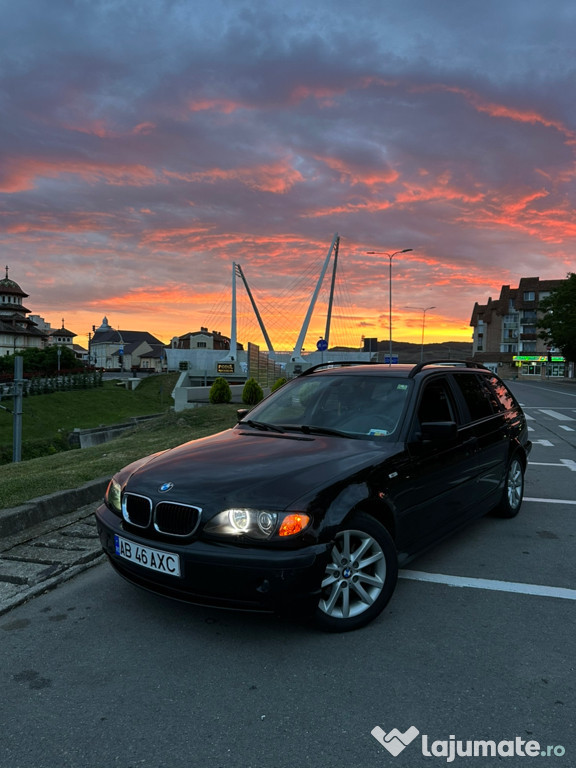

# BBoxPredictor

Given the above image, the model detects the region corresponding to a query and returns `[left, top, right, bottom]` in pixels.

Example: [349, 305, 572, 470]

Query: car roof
[307, 364, 415, 378]
[299, 360, 488, 379]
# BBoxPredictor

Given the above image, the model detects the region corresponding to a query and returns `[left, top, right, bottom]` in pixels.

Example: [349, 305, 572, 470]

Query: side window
[486, 375, 517, 411]
[477, 376, 503, 413]
[417, 378, 455, 423]
[452, 374, 497, 421]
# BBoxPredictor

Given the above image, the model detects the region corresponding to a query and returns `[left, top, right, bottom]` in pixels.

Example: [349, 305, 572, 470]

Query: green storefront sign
[513, 355, 564, 364]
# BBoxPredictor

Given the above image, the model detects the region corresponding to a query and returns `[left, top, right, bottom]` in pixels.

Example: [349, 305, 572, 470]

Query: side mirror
[237, 408, 250, 423]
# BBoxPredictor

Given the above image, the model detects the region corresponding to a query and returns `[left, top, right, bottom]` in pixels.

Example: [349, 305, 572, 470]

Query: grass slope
[0, 373, 180, 461]
[0, 403, 240, 509]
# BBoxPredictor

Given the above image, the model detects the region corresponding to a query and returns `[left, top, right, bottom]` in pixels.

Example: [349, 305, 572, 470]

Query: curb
[0, 477, 109, 540]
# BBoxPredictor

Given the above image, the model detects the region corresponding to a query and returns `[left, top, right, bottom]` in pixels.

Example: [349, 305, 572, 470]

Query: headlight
[204, 509, 310, 540]
[105, 478, 122, 515]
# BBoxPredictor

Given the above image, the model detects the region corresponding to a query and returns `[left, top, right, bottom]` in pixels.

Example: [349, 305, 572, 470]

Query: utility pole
[13, 355, 24, 462]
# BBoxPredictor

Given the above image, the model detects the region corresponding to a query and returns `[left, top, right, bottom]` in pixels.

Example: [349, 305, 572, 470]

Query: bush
[242, 377, 264, 406]
[271, 377, 287, 392]
[209, 377, 232, 404]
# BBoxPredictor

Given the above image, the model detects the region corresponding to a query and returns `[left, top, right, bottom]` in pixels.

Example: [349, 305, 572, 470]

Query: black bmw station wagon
[95, 361, 531, 631]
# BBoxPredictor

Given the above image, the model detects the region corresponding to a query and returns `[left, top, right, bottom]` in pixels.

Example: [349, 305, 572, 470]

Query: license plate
[114, 535, 181, 577]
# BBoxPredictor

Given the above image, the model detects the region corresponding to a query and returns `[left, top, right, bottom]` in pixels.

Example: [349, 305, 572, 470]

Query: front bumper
[95, 503, 330, 612]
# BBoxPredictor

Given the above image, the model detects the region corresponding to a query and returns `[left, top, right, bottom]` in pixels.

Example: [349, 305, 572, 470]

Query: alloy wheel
[507, 458, 524, 511]
[318, 528, 387, 619]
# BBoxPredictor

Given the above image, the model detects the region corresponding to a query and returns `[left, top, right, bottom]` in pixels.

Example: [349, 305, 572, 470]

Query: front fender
[308, 481, 390, 542]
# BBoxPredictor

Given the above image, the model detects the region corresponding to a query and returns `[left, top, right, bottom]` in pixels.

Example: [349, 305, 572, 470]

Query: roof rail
[408, 359, 487, 378]
[298, 360, 377, 377]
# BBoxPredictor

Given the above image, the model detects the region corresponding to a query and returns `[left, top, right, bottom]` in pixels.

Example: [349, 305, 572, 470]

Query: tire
[313, 512, 398, 632]
[492, 454, 525, 518]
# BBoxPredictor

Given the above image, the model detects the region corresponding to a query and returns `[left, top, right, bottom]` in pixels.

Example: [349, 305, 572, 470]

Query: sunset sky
[1, 0, 575, 352]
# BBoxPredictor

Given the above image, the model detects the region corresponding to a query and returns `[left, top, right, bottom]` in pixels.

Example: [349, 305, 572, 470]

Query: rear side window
[485, 375, 517, 411]
[452, 373, 498, 421]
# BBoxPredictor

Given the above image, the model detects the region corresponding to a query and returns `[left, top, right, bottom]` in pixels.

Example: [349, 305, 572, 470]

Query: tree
[242, 377, 264, 405]
[0, 346, 81, 375]
[538, 273, 576, 363]
[271, 377, 287, 392]
[209, 377, 232, 404]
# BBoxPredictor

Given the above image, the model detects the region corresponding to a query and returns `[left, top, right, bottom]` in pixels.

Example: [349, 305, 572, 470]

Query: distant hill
[331, 340, 473, 363]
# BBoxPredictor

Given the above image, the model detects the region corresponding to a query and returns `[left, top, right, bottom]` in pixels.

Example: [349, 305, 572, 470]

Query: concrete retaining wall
[68, 414, 163, 448]
[173, 384, 249, 412]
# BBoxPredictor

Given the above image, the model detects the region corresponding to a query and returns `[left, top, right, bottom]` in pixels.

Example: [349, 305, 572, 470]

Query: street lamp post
[420, 306, 435, 362]
[366, 248, 413, 365]
[405, 306, 436, 361]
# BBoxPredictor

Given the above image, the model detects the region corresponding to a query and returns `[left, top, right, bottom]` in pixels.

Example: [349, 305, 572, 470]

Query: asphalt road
[1, 379, 575, 768]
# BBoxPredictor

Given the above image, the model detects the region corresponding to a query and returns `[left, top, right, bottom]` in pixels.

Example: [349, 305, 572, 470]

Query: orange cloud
[288, 84, 347, 107]
[163, 159, 304, 193]
[415, 83, 576, 143]
[0, 210, 122, 234]
[187, 77, 397, 115]
[396, 177, 484, 205]
[315, 155, 399, 186]
[303, 199, 393, 218]
[304, 169, 483, 218]
[457, 188, 576, 242]
[0, 157, 158, 193]
[0, 153, 303, 197]
[140, 225, 215, 247]
[62, 120, 156, 138]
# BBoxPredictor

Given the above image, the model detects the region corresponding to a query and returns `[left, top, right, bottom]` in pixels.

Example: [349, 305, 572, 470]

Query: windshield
[242, 374, 411, 438]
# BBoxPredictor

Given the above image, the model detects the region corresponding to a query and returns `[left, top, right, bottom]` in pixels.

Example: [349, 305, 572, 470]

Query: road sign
[316, 339, 328, 351]
[384, 356, 399, 364]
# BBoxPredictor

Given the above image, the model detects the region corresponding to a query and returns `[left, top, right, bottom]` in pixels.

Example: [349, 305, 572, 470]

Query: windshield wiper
[240, 419, 286, 433]
[296, 424, 352, 438]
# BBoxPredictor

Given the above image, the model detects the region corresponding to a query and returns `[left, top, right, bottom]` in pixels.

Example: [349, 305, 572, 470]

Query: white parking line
[400, 570, 576, 601]
[539, 409, 575, 421]
[559, 425, 575, 432]
[529, 460, 576, 471]
[523, 497, 576, 504]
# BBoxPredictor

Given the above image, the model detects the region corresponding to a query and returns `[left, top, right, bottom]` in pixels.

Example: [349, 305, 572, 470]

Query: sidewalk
[0, 479, 109, 616]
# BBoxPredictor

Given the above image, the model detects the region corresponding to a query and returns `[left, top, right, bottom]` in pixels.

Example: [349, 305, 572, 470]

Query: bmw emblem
[159, 482, 174, 493]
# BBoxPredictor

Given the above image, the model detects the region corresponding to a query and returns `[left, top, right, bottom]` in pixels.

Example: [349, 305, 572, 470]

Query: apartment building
[169, 327, 237, 351]
[470, 277, 567, 378]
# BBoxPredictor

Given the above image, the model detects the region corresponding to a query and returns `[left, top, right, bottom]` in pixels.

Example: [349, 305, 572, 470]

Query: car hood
[122, 427, 398, 515]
